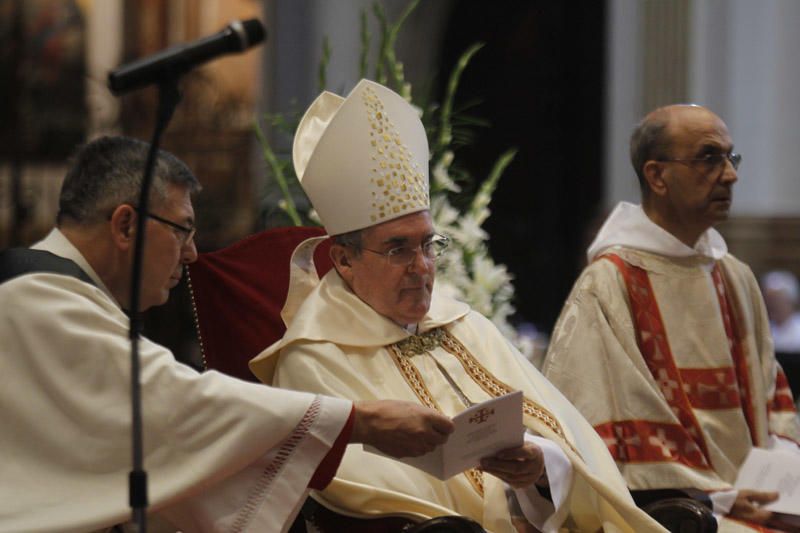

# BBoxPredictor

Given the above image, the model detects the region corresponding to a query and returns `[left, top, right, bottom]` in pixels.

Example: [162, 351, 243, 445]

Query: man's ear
[108, 204, 137, 250]
[643, 160, 668, 197]
[329, 244, 355, 284]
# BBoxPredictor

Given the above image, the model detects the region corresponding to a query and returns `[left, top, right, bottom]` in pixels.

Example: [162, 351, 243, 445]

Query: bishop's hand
[479, 442, 546, 489]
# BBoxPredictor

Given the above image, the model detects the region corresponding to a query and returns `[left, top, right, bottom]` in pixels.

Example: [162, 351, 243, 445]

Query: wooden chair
[187, 227, 715, 533]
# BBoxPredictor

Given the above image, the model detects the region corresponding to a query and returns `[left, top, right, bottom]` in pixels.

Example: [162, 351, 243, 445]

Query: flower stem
[436, 42, 484, 155]
[255, 118, 302, 226]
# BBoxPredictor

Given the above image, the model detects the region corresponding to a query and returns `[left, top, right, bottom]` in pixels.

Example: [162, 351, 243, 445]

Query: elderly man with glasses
[0, 135, 461, 532]
[543, 104, 800, 532]
[250, 80, 667, 532]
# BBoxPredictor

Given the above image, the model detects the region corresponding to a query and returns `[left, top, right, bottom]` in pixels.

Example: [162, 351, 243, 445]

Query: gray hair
[57, 136, 201, 226]
[332, 228, 364, 255]
[629, 113, 672, 195]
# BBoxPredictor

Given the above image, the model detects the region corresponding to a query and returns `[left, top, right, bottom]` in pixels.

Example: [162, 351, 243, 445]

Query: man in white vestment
[249, 79, 666, 532]
[543, 105, 800, 532]
[0, 136, 455, 533]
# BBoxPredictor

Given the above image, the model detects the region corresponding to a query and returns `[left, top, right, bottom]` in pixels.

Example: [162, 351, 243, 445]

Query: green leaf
[471, 148, 517, 215]
[359, 9, 370, 78]
[372, 3, 389, 84]
[254, 118, 302, 227]
[433, 42, 484, 161]
[318, 36, 331, 92]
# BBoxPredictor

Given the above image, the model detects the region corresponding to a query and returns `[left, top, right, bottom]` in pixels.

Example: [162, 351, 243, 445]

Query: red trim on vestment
[679, 367, 742, 410]
[710, 265, 758, 445]
[308, 406, 355, 490]
[594, 420, 710, 469]
[600, 254, 713, 468]
[769, 368, 797, 413]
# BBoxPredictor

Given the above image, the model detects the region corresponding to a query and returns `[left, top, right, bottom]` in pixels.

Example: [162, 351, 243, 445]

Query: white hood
[587, 202, 728, 262]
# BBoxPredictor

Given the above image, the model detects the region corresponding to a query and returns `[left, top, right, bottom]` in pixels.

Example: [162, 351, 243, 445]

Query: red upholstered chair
[187, 226, 332, 382]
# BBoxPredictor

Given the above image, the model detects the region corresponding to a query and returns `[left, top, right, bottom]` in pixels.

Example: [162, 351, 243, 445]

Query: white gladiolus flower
[471, 190, 492, 216]
[451, 215, 488, 252]
[434, 278, 465, 302]
[472, 256, 512, 294]
[431, 196, 460, 228]
[432, 151, 461, 193]
[431, 185, 518, 345]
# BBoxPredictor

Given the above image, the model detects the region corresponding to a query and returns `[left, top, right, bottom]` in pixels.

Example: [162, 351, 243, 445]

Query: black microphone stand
[128, 76, 181, 532]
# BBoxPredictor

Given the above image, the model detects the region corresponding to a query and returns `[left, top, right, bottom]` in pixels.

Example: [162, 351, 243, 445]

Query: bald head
[630, 104, 723, 195]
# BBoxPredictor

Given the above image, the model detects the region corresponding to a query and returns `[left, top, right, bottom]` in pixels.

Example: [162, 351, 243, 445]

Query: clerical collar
[404, 323, 418, 334]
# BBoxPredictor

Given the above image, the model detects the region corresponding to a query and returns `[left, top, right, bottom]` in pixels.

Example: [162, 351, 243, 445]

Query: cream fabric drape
[543, 203, 800, 533]
[0, 229, 351, 532]
[250, 240, 666, 533]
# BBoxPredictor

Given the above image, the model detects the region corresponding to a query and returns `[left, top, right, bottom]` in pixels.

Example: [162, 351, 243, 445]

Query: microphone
[108, 19, 266, 95]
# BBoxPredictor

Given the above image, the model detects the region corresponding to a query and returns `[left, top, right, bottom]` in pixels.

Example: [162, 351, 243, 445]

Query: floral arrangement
[255, 0, 518, 340]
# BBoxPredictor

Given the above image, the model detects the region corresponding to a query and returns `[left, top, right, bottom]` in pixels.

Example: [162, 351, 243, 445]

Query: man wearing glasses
[0, 135, 458, 532]
[250, 80, 667, 532]
[543, 104, 800, 531]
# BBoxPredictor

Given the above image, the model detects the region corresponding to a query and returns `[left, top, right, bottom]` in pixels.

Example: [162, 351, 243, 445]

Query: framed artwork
[0, 0, 87, 161]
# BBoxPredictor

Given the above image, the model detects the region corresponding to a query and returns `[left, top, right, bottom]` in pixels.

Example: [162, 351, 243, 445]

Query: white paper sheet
[734, 447, 800, 516]
[365, 390, 525, 480]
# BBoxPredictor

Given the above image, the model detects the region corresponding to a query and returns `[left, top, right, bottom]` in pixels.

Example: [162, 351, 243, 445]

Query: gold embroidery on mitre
[438, 330, 580, 456]
[388, 333, 484, 497]
[361, 86, 428, 222]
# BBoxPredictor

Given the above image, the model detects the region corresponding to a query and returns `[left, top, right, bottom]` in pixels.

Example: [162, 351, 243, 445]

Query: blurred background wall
[606, 0, 800, 284]
[2, 0, 799, 358]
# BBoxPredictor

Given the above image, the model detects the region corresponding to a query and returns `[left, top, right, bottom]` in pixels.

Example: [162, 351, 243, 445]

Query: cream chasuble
[0, 229, 351, 533]
[543, 202, 800, 533]
[250, 238, 666, 533]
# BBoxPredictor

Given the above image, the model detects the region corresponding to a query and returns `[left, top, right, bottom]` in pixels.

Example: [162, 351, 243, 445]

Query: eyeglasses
[108, 204, 197, 246]
[125, 203, 195, 246]
[658, 151, 742, 171]
[362, 234, 449, 266]
[143, 211, 196, 246]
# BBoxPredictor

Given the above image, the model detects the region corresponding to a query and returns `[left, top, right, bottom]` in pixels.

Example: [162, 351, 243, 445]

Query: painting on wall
[0, 0, 87, 161]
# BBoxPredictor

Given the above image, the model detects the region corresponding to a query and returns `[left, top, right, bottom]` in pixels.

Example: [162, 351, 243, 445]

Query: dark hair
[629, 113, 672, 195]
[56, 136, 201, 225]
[333, 228, 364, 255]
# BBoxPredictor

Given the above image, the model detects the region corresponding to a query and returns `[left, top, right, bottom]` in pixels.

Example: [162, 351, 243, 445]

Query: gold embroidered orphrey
[389, 327, 579, 496]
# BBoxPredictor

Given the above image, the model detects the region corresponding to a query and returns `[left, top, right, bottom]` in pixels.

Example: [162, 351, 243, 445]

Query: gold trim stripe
[388, 344, 441, 411]
[388, 341, 484, 496]
[438, 330, 579, 456]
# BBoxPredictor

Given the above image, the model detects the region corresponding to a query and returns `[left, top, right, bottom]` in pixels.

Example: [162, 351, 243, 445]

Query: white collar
[587, 202, 728, 262]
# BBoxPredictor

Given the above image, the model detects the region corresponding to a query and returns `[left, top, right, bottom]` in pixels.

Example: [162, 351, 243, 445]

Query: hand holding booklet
[365, 390, 525, 480]
[735, 447, 800, 523]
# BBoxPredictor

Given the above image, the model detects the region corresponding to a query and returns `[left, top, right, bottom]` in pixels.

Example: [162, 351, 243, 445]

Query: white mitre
[293, 79, 430, 235]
